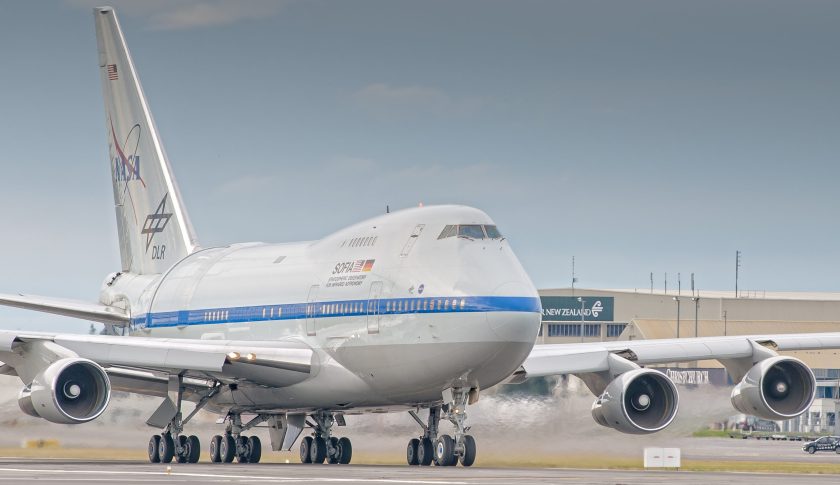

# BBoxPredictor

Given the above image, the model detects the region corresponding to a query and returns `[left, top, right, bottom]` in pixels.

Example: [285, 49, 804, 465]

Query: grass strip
[1, 448, 839, 474]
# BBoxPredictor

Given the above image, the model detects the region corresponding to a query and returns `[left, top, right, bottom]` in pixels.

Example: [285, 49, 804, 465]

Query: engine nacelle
[17, 387, 39, 418]
[18, 358, 111, 424]
[591, 368, 679, 434]
[731, 356, 815, 421]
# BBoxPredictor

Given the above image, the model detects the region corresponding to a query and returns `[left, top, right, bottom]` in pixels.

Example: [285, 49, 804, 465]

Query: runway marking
[2, 480, 173, 483]
[0, 467, 467, 484]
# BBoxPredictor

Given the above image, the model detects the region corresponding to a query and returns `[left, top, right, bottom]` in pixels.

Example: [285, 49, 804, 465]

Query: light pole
[577, 297, 585, 343]
[692, 296, 700, 337]
[723, 310, 728, 336]
[673, 296, 680, 338]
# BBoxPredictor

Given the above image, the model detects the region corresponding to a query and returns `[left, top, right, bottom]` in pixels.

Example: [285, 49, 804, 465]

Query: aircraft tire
[187, 435, 201, 463]
[406, 438, 420, 465]
[338, 437, 352, 464]
[220, 434, 236, 463]
[434, 435, 455, 467]
[300, 436, 313, 463]
[148, 435, 161, 463]
[417, 438, 434, 466]
[327, 437, 340, 464]
[247, 436, 262, 463]
[310, 436, 327, 464]
[209, 435, 222, 463]
[158, 433, 175, 463]
[235, 436, 249, 463]
[459, 435, 476, 467]
[176, 435, 189, 463]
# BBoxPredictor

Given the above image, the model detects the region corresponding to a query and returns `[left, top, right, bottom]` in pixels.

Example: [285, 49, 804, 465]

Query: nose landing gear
[407, 387, 478, 467]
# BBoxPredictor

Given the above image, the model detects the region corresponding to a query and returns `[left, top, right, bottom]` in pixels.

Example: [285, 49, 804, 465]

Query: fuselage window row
[201, 298, 469, 323]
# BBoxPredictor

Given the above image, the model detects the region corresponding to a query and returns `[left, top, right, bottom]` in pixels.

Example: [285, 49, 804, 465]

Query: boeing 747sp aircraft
[1, 7, 839, 467]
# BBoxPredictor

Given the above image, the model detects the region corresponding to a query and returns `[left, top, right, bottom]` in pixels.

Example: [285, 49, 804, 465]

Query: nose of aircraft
[487, 280, 542, 343]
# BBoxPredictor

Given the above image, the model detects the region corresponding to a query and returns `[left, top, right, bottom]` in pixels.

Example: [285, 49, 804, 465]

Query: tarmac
[0, 458, 833, 485]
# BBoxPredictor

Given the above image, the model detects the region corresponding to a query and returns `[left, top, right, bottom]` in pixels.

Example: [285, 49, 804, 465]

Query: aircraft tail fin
[94, 7, 199, 274]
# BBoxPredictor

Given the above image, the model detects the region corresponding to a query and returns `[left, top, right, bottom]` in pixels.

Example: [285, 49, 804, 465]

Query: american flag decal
[107, 64, 118, 81]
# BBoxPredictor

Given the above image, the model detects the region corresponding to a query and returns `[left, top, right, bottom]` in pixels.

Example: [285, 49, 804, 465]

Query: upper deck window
[458, 225, 485, 239]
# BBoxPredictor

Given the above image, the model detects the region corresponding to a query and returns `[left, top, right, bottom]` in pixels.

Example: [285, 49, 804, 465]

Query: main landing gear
[299, 411, 352, 465]
[209, 413, 263, 464]
[148, 433, 201, 464]
[406, 388, 477, 467]
[147, 375, 215, 464]
[144, 376, 262, 465]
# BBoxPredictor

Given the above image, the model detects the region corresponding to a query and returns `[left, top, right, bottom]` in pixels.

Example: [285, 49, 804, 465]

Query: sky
[1, 0, 840, 333]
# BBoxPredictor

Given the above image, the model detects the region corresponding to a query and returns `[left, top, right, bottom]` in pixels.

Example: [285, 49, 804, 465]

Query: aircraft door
[306, 285, 319, 336]
[400, 224, 425, 257]
[367, 281, 383, 334]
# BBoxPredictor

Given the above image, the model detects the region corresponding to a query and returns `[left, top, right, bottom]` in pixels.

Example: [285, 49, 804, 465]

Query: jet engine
[18, 358, 111, 424]
[591, 368, 679, 434]
[731, 356, 815, 421]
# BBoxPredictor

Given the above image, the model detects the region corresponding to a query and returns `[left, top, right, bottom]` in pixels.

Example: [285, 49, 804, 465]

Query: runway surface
[0, 458, 833, 485]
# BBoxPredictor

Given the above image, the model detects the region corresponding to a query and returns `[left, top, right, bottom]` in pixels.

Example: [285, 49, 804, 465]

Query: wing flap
[106, 367, 215, 397]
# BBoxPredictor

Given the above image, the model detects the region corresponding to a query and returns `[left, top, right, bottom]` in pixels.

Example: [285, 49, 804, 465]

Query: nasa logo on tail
[141, 193, 172, 260]
[109, 118, 144, 186]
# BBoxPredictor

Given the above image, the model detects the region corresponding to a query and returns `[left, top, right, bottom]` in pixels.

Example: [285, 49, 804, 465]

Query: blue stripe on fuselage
[132, 296, 541, 329]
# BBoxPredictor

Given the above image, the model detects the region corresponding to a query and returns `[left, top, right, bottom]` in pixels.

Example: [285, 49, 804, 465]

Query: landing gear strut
[299, 411, 352, 465]
[147, 375, 214, 464]
[407, 387, 477, 467]
[406, 405, 438, 466]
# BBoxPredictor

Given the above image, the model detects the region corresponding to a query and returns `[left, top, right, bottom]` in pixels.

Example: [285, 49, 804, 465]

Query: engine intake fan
[731, 356, 815, 421]
[591, 368, 679, 434]
[18, 358, 111, 424]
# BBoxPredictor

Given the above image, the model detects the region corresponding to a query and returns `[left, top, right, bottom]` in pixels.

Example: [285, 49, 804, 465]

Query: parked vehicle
[802, 436, 840, 454]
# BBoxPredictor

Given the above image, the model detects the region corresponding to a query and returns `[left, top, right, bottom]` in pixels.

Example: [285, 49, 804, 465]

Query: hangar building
[538, 288, 840, 434]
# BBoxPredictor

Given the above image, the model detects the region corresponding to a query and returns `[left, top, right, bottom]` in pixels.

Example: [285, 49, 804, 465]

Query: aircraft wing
[520, 332, 840, 378]
[517, 333, 840, 434]
[0, 293, 129, 325]
[0, 330, 314, 391]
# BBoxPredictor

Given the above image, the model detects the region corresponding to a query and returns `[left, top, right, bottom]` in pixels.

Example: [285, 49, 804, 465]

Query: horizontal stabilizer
[0, 293, 129, 325]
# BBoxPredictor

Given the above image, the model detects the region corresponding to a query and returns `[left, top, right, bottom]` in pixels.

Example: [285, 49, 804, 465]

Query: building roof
[543, 287, 840, 302]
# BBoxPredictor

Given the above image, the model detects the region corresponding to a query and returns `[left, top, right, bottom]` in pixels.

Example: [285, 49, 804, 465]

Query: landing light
[227, 352, 240, 361]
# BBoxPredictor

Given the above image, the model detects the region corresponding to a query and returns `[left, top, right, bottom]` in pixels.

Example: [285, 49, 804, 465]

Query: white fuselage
[102, 205, 542, 414]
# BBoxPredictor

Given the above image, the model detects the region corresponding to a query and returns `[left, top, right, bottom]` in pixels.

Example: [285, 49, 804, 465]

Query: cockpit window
[484, 225, 502, 239]
[458, 225, 485, 239]
[439, 224, 504, 240]
[438, 225, 457, 239]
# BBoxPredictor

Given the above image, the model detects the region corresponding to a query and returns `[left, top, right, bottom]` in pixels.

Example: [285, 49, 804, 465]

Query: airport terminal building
[538, 288, 840, 434]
